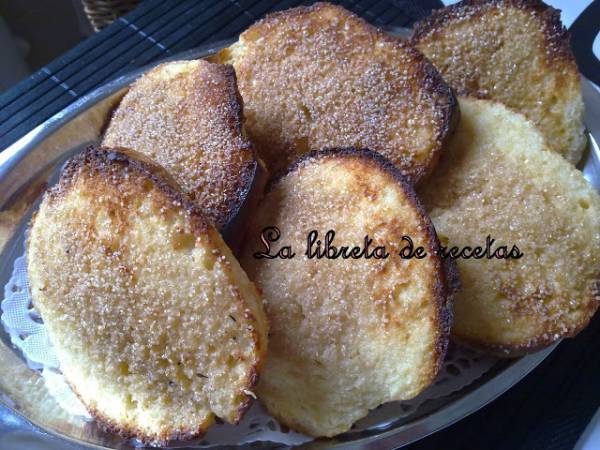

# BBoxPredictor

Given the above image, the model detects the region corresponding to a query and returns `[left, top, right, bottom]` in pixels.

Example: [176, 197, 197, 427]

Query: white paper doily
[1, 253, 499, 447]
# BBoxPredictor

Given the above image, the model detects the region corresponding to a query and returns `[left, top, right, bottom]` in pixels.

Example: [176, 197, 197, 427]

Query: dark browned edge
[410, 49, 460, 185]
[69, 383, 212, 447]
[36, 146, 265, 445]
[453, 289, 600, 358]
[270, 147, 457, 383]
[235, 2, 459, 185]
[207, 62, 263, 236]
[47, 145, 209, 236]
[99, 59, 262, 242]
[216, 63, 267, 251]
[234, 365, 260, 422]
[411, 0, 578, 66]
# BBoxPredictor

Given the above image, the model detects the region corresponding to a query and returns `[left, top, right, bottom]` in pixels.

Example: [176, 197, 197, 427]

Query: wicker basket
[81, 0, 141, 32]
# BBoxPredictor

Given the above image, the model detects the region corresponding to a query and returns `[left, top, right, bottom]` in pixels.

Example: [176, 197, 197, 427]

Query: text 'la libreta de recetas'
[253, 227, 524, 260]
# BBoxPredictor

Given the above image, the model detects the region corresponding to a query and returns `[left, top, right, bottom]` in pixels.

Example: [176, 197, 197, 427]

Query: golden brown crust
[412, 0, 575, 65]
[39, 146, 215, 445]
[102, 60, 259, 232]
[411, 0, 584, 163]
[419, 96, 599, 357]
[242, 147, 454, 435]
[32, 146, 267, 445]
[218, 2, 458, 184]
[281, 148, 454, 366]
[50, 146, 209, 236]
[455, 272, 599, 357]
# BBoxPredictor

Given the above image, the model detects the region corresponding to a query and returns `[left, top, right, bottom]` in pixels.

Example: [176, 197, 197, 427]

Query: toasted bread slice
[102, 59, 264, 235]
[212, 2, 458, 184]
[412, 0, 585, 164]
[419, 97, 600, 356]
[27, 147, 268, 445]
[240, 149, 453, 436]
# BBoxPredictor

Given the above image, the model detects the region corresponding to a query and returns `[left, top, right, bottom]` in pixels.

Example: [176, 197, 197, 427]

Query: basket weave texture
[81, 0, 141, 31]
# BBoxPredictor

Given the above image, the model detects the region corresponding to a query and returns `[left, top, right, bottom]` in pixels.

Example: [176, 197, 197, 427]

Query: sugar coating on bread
[27, 148, 268, 445]
[240, 149, 452, 436]
[419, 97, 600, 356]
[412, 0, 585, 164]
[102, 60, 257, 230]
[215, 2, 457, 184]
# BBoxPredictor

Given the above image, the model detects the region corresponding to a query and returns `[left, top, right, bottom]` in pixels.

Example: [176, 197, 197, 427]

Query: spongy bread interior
[27, 149, 268, 444]
[102, 59, 258, 231]
[412, 0, 585, 164]
[241, 150, 450, 436]
[419, 97, 600, 354]
[212, 2, 457, 184]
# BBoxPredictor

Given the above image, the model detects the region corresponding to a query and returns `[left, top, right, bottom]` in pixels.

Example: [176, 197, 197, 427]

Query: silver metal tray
[0, 37, 598, 450]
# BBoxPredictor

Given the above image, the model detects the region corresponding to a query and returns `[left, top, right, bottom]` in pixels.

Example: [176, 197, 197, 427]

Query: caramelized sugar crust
[27, 148, 268, 445]
[215, 2, 458, 184]
[412, 0, 585, 164]
[241, 149, 453, 436]
[419, 97, 600, 356]
[103, 60, 259, 230]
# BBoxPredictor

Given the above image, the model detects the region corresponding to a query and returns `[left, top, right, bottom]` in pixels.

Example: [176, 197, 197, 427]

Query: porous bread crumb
[419, 97, 600, 356]
[214, 2, 457, 184]
[240, 149, 452, 437]
[412, 0, 585, 164]
[102, 60, 256, 229]
[27, 149, 268, 445]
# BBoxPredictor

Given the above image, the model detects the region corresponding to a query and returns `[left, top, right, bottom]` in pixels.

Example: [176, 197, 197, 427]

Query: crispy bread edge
[223, 156, 269, 254]
[100, 61, 260, 234]
[416, 56, 460, 184]
[411, 0, 578, 68]
[223, 2, 459, 185]
[33, 146, 266, 444]
[453, 276, 600, 358]
[70, 382, 213, 447]
[218, 64, 266, 247]
[271, 147, 455, 380]
[440, 96, 597, 357]
[207, 63, 261, 232]
[47, 146, 209, 235]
